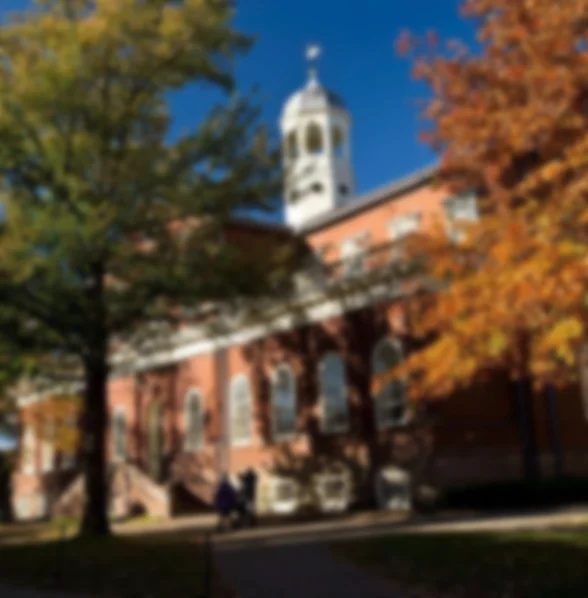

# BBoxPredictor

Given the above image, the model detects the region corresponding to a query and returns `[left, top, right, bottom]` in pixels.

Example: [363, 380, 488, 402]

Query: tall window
[319, 353, 349, 434]
[22, 426, 36, 475]
[230, 375, 253, 446]
[272, 364, 297, 440]
[112, 407, 127, 462]
[184, 389, 205, 452]
[372, 338, 408, 429]
[306, 122, 324, 155]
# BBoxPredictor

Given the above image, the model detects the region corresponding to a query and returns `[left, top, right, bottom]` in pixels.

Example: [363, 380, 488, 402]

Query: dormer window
[339, 184, 349, 197]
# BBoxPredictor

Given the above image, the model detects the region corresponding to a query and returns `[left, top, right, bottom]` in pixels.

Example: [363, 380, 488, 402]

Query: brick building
[11, 61, 588, 521]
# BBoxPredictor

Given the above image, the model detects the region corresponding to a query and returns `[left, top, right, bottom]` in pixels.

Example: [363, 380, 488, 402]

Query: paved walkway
[213, 506, 588, 597]
[215, 542, 403, 598]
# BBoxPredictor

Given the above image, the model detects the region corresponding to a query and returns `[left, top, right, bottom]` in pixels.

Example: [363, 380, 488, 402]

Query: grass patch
[0, 526, 230, 597]
[333, 529, 588, 598]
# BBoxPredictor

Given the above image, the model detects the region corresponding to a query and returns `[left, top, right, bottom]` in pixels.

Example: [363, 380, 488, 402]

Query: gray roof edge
[299, 162, 440, 234]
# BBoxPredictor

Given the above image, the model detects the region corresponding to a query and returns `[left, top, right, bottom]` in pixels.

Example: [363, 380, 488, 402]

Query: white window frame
[319, 352, 350, 434]
[372, 337, 409, 430]
[388, 212, 421, 262]
[229, 374, 253, 447]
[269, 476, 300, 515]
[271, 363, 297, 442]
[184, 388, 205, 452]
[313, 472, 352, 514]
[340, 232, 369, 277]
[444, 191, 478, 242]
[112, 407, 127, 463]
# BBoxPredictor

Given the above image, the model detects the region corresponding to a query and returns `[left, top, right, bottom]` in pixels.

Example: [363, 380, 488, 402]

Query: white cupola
[280, 45, 355, 229]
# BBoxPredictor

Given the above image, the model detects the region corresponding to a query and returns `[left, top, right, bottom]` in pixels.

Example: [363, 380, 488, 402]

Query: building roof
[230, 163, 440, 237]
[298, 162, 440, 233]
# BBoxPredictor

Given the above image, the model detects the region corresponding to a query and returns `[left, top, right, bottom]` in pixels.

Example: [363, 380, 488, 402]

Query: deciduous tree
[381, 0, 588, 449]
[0, 0, 295, 536]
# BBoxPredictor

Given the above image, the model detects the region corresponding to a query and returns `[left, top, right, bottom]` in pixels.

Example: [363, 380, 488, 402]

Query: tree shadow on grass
[334, 530, 588, 598]
[0, 528, 230, 597]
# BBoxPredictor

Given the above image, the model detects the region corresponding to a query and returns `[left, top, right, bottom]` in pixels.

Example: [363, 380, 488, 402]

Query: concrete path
[211, 505, 588, 551]
[118, 505, 588, 548]
[215, 542, 403, 598]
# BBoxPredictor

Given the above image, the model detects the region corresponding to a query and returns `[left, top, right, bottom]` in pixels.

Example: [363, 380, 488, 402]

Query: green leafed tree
[0, 0, 298, 536]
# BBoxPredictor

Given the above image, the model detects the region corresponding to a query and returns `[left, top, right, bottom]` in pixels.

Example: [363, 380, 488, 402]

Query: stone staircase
[52, 462, 171, 519]
[168, 454, 218, 513]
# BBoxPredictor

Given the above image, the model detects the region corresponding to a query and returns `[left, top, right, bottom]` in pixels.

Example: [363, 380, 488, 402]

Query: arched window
[305, 123, 324, 155]
[372, 338, 408, 429]
[112, 407, 127, 462]
[286, 130, 298, 160]
[332, 126, 345, 157]
[230, 375, 253, 446]
[184, 389, 204, 452]
[319, 353, 349, 434]
[271, 364, 297, 440]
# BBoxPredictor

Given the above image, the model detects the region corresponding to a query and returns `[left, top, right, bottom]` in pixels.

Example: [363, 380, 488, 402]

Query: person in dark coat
[214, 474, 238, 532]
[239, 467, 258, 527]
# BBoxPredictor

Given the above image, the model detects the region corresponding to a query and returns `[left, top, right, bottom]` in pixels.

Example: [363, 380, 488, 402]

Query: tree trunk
[514, 376, 540, 481]
[0, 457, 14, 523]
[545, 384, 564, 477]
[80, 354, 110, 537]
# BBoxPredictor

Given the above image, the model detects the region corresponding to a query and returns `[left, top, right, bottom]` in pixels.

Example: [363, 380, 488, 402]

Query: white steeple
[280, 45, 355, 229]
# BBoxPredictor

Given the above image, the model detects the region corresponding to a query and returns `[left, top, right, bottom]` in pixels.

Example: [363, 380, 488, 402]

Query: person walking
[214, 473, 238, 532]
[239, 467, 258, 527]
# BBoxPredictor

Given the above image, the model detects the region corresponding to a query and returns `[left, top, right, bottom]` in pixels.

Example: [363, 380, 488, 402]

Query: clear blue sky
[1, 0, 477, 197]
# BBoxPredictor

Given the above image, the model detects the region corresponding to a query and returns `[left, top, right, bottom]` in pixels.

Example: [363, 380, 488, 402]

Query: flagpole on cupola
[306, 43, 322, 87]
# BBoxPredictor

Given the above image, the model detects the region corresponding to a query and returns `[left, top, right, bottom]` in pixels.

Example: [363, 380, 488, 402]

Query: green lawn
[333, 529, 588, 598]
[0, 522, 231, 597]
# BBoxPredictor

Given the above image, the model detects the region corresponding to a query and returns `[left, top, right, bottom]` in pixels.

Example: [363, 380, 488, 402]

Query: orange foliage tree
[380, 0, 588, 407]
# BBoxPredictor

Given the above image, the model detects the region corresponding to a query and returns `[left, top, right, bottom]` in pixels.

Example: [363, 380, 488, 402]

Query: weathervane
[306, 44, 322, 85]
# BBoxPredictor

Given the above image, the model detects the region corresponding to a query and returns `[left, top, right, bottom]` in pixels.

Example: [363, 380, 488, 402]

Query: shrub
[438, 476, 588, 511]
